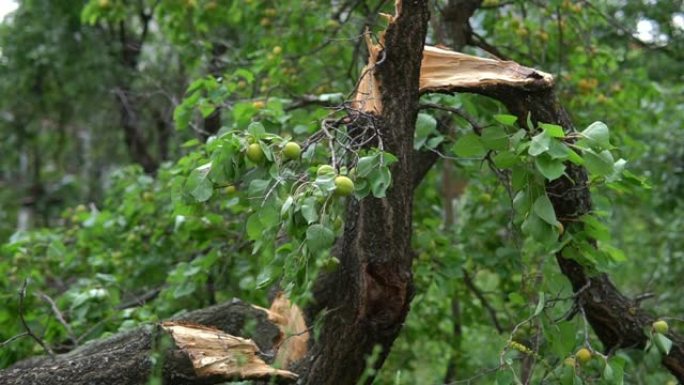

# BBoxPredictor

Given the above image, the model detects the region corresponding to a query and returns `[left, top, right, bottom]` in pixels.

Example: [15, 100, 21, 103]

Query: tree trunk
[298, 3, 431, 384]
[2, 5, 433, 383]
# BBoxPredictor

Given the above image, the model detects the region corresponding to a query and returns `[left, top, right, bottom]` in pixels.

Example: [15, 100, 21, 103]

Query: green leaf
[306, 224, 335, 253]
[654, 332, 673, 355]
[258, 202, 279, 229]
[453, 133, 486, 158]
[581, 215, 611, 242]
[493, 151, 518, 168]
[414, 113, 438, 150]
[186, 165, 213, 202]
[528, 131, 551, 156]
[606, 356, 626, 385]
[583, 149, 615, 177]
[547, 140, 571, 160]
[535, 154, 566, 181]
[233, 68, 255, 83]
[281, 196, 294, 216]
[481, 126, 509, 150]
[540, 123, 565, 138]
[546, 321, 578, 358]
[495, 369, 514, 385]
[521, 212, 551, 241]
[533, 292, 545, 316]
[246, 213, 262, 240]
[602, 244, 627, 263]
[198, 101, 215, 118]
[513, 190, 532, 214]
[494, 114, 518, 126]
[356, 155, 378, 177]
[603, 362, 614, 382]
[581, 121, 611, 149]
[173, 282, 196, 299]
[370, 167, 392, 198]
[533, 194, 559, 226]
[300, 197, 319, 224]
[426, 136, 444, 149]
[565, 147, 584, 165]
[247, 121, 266, 136]
[607, 158, 627, 183]
[248, 179, 271, 200]
[511, 166, 530, 191]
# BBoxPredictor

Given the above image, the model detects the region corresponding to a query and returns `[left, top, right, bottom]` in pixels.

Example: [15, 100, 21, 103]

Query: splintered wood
[252, 292, 309, 369]
[161, 322, 297, 381]
[419, 45, 554, 92]
[267, 292, 309, 369]
[353, 41, 554, 114]
[352, 32, 384, 114]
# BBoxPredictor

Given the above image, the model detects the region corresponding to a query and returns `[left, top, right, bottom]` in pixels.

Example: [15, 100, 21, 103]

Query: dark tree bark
[201, 43, 229, 141]
[111, 12, 159, 173]
[299, 4, 431, 385]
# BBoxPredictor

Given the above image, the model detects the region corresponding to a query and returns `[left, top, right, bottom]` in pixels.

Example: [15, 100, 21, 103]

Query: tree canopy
[1, 1, 683, 384]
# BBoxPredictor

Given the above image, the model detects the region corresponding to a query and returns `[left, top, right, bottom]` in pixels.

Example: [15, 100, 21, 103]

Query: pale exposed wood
[252, 293, 309, 369]
[353, 43, 554, 115]
[268, 293, 309, 369]
[420, 45, 554, 92]
[352, 32, 384, 114]
[161, 321, 298, 381]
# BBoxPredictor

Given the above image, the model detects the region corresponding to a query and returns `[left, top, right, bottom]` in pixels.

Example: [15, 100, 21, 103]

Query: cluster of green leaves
[453, 116, 647, 267]
[380, 86, 665, 384]
[176, 103, 396, 298]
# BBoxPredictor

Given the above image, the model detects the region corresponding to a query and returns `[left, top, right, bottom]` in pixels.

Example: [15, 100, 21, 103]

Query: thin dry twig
[19, 279, 55, 358]
[1, 332, 29, 348]
[37, 291, 78, 347]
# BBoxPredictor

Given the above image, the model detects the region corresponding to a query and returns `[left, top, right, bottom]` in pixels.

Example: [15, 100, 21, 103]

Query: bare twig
[37, 291, 78, 347]
[463, 269, 505, 333]
[19, 279, 55, 358]
[419, 102, 484, 134]
[1, 332, 29, 348]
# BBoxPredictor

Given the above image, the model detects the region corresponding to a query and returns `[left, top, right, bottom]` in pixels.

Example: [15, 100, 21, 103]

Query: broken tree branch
[415, 44, 684, 381]
[0, 298, 303, 385]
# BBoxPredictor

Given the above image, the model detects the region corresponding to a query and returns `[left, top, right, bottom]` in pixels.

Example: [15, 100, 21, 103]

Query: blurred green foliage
[0, 1, 682, 384]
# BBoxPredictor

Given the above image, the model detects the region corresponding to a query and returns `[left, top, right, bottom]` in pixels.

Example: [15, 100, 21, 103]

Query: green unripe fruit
[575, 348, 591, 364]
[563, 357, 576, 367]
[246, 143, 265, 163]
[282, 142, 301, 160]
[317, 164, 335, 176]
[224, 185, 237, 194]
[334, 176, 354, 196]
[653, 320, 669, 334]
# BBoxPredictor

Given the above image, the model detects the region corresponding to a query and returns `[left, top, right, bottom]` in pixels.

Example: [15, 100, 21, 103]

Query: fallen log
[0, 298, 301, 385]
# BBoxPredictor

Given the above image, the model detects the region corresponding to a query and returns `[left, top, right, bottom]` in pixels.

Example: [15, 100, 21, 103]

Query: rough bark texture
[0, 299, 285, 385]
[299, 3, 430, 385]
